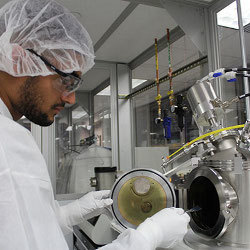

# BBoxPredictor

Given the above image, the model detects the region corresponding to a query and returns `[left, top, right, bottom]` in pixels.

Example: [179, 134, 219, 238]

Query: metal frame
[236, 0, 250, 120]
[91, 61, 120, 169]
[128, 26, 185, 70]
[122, 0, 216, 8]
[94, 3, 138, 52]
[125, 55, 208, 99]
[117, 64, 134, 172]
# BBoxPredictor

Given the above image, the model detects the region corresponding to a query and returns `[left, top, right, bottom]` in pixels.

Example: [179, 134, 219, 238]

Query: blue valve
[227, 78, 237, 82]
[163, 117, 171, 139]
[213, 72, 223, 77]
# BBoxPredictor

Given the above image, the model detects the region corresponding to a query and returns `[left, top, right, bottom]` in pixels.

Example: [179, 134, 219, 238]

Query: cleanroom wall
[55, 83, 113, 196]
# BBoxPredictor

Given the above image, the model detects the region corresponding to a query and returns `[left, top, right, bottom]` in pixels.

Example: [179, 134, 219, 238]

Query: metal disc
[111, 168, 176, 229]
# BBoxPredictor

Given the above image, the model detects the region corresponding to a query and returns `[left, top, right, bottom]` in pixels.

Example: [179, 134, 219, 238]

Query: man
[0, 0, 190, 249]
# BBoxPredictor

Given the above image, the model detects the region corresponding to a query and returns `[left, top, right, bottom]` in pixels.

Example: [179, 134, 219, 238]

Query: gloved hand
[137, 207, 190, 249]
[60, 190, 113, 227]
[78, 190, 113, 220]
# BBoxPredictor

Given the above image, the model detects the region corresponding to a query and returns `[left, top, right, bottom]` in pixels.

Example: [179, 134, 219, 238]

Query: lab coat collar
[0, 98, 13, 120]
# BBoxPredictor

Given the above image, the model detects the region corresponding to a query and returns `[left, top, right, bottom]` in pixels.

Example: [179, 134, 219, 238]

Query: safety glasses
[27, 49, 83, 95]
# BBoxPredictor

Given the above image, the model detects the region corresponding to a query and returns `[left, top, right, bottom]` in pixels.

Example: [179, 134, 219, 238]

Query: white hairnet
[0, 0, 95, 77]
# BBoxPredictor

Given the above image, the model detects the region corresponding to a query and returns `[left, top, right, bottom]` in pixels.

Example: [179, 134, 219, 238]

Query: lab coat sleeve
[98, 228, 153, 250]
[53, 200, 76, 235]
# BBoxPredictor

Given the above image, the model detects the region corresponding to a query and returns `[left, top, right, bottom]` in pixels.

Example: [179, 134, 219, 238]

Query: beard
[13, 77, 54, 127]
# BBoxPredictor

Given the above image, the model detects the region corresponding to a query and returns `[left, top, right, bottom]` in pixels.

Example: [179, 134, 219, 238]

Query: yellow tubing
[167, 124, 244, 160]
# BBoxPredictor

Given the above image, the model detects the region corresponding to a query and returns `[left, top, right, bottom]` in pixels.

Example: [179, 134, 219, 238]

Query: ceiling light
[132, 79, 147, 89]
[97, 86, 110, 96]
[72, 110, 87, 119]
[66, 126, 72, 131]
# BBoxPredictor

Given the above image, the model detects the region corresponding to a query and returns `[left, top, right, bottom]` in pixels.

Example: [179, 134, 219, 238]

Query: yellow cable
[167, 124, 244, 160]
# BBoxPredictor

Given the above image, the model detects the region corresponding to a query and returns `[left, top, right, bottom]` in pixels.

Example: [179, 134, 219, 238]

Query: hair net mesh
[0, 0, 95, 77]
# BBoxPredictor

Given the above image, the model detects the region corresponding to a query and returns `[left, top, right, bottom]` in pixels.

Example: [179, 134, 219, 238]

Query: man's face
[13, 73, 78, 126]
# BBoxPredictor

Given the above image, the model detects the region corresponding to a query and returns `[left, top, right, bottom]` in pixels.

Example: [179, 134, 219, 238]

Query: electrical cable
[239, 93, 250, 99]
[166, 124, 244, 160]
[225, 68, 250, 72]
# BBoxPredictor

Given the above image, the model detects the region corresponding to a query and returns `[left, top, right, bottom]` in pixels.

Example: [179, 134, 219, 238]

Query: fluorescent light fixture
[77, 125, 86, 129]
[72, 110, 87, 119]
[132, 79, 147, 88]
[96, 80, 147, 95]
[97, 86, 110, 96]
[217, 0, 250, 29]
[66, 126, 72, 131]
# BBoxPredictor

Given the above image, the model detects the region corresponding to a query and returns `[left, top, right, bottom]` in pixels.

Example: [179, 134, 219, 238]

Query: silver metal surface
[111, 168, 176, 229]
[184, 230, 250, 249]
[117, 64, 134, 172]
[184, 166, 238, 239]
[240, 120, 250, 143]
[217, 163, 250, 246]
[187, 81, 224, 127]
[110, 63, 119, 169]
[95, 171, 116, 191]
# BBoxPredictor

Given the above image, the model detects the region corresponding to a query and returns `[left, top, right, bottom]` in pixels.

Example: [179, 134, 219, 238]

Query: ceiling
[0, 0, 246, 97]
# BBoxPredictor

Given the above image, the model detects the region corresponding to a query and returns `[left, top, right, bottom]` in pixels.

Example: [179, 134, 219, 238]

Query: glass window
[216, 1, 248, 126]
[55, 82, 113, 196]
[132, 34, 202, 168]
[94, 86, 111, 148]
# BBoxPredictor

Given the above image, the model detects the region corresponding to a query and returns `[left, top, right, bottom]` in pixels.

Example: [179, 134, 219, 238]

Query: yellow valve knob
[155, 94, 162, 101]
[167, 90, 173, 96]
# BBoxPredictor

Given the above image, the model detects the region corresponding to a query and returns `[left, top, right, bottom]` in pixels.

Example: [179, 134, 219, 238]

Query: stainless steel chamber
[186, 81, 224, 128]
[164, 80, 250, 249]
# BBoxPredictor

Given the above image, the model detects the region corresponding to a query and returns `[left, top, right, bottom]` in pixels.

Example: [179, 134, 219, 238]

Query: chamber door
[111, 168, 176, 229]
[185, 166, 238, 239]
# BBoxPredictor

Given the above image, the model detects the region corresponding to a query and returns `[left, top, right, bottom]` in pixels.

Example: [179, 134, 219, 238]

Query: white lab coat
[0, 99, 151, 250]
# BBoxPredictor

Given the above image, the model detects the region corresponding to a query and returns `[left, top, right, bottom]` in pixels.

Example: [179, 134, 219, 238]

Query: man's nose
[61, 91, 76, 104]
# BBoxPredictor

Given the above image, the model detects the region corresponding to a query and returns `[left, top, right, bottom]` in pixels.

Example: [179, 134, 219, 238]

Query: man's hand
[59, 190, 113, 228]
[137, 207, 190, 249]
[78, 190, 113, 220]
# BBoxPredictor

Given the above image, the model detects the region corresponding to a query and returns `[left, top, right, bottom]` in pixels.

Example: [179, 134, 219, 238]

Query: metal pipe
[166, 28, 174, 107]
[236, 0, 250, 120]
[154, 38, 162, 123]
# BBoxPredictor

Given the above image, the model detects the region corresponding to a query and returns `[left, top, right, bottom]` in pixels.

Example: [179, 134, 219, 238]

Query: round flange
[111, 168, 176, 229]
[184, 166, 238, 239]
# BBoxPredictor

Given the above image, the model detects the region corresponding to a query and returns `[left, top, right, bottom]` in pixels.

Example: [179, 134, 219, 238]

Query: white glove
[137, 207, 190, 249]
[60, 190, 113, 227]
[78, 190, 113, 219]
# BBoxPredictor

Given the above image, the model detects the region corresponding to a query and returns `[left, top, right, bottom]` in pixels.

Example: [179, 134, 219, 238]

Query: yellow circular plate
[117, 176, 167, 226]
